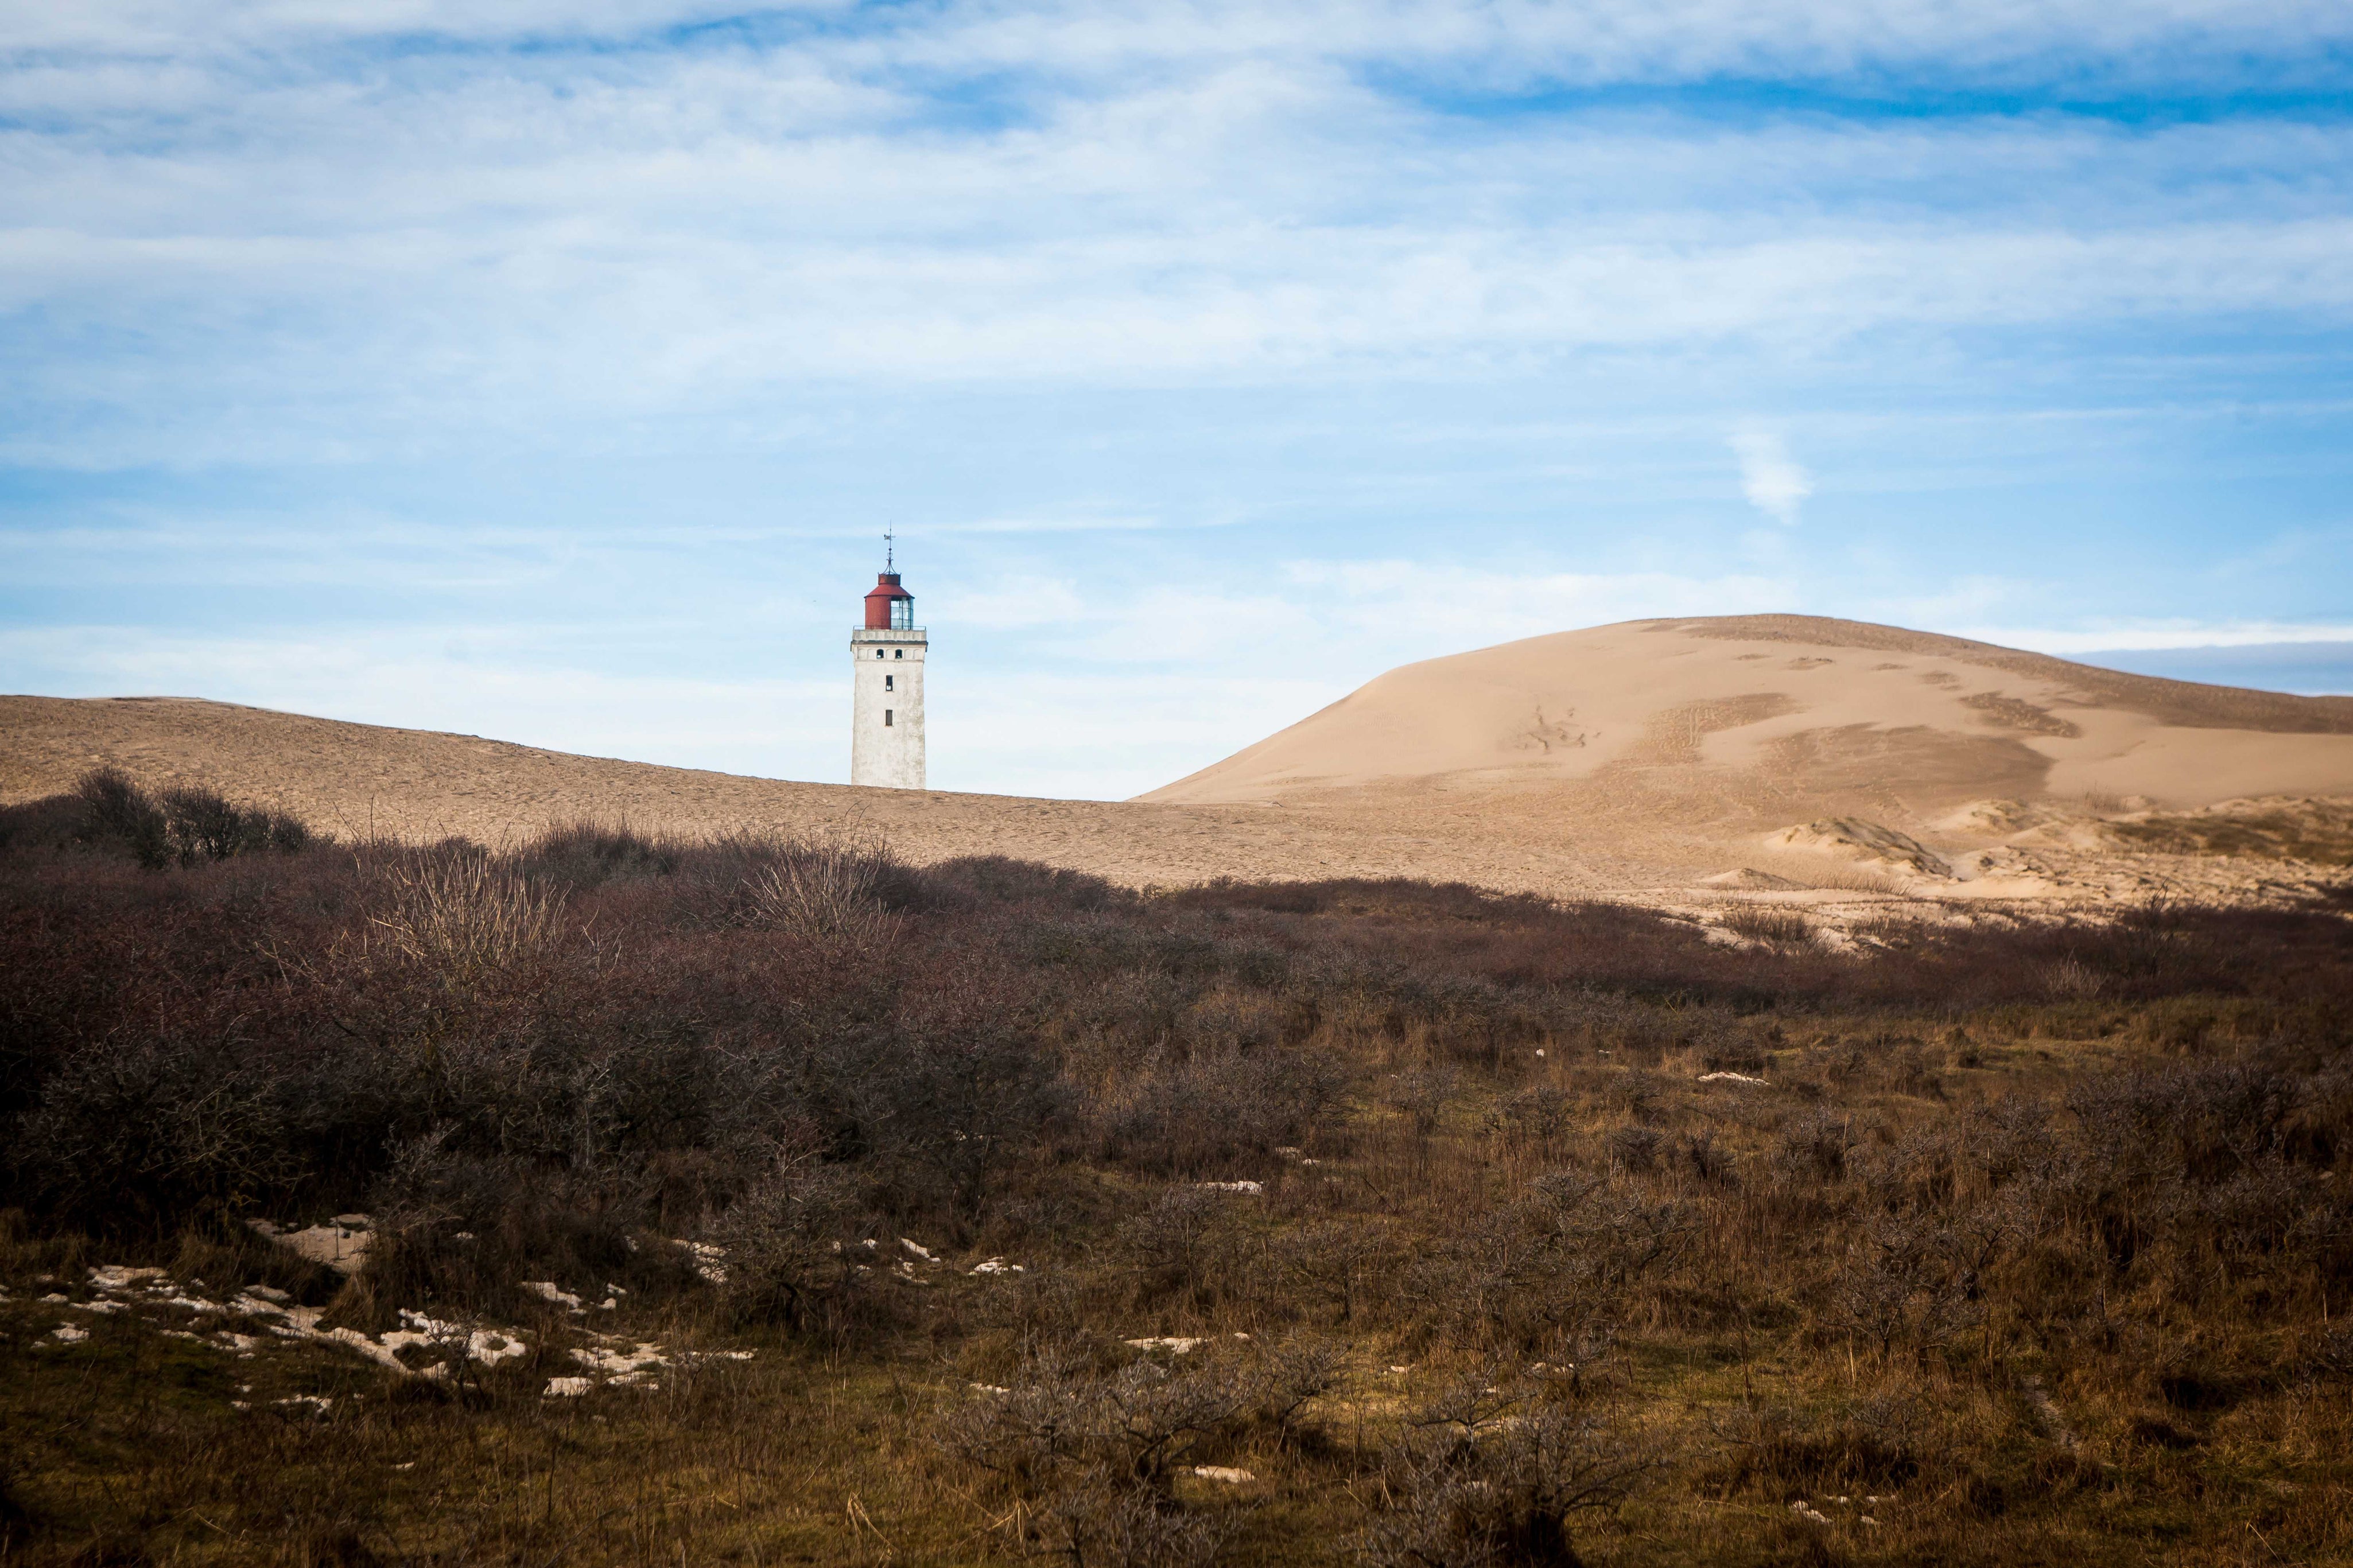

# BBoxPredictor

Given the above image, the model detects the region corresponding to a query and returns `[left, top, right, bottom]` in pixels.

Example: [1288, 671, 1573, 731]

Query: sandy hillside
[7, 614, 2352, 907]
[0, 694, 1652, 897]
[1140, 614, 2353, 899]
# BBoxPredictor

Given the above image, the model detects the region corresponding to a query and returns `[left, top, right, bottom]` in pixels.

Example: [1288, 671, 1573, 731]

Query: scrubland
[3, 772, 2351, 1567]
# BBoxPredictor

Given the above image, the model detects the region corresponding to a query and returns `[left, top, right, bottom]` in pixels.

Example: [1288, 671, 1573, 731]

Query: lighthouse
[851, 548, 926, 789]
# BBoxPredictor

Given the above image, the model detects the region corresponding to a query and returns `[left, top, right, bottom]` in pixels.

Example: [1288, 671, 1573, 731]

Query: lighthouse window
[891, 598, 914, 631]
[884, 710, 894, 726]
[875, 649, 884, 659]
[884, 674, 894, 691]
[893, 648, 903, 658]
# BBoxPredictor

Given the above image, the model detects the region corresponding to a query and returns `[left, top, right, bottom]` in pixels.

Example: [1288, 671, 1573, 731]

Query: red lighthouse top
[864, 572, 913, 630]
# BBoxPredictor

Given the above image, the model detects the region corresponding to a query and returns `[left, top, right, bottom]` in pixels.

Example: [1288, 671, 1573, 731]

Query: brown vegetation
[2, 774, 2352, 1565]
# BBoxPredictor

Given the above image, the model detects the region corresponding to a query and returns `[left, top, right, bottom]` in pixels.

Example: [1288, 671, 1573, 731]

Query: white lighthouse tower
[851, 543, 926, 789]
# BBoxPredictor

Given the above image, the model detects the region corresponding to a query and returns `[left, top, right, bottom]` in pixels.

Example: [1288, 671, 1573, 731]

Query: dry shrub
[1273, 1217, 1401, 1324]
[1773, 1111, 1858, 1184]
[71, 766, 312, 869]
[1098, 1045, 1351, 1176]
[705, 1134, 863, 1330]
[1826, 1215, 1982, 1360]
[1488, 1084, 1577, 1154]
[942, 1334, 1340, 1566]
[1389, 1064, 1459, 1138]
[939, 1340, 1298, 1568]
[368, 850, 569, 983]
[1721, 906, 1819, 949]
[2039, 955, 2109, 999]
[157, 783, 313, 862]
[1115, 1186, 1237, 1297]
[11, 1034, 304, 1228]
[1410, 1172, 1694, 1355]
[739, 830, 903, 948]
[1356, 1369, 1652, 1568]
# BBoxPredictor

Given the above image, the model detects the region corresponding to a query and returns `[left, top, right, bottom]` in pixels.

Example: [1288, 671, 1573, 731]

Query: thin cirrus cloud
[12, 0, 2351, 65]
[3, 0, 2352, 795]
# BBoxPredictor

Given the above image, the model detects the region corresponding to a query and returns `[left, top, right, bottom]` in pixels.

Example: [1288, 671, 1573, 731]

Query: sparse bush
[1827, 1215, 1982, 1360]
[11, 1034, 303, 1228]
[1100, 1045, 1350, 1175]
[1273, 1219, 1398, 1324]
[1609, 1125, 1661, 1172]
[1116, 1186, 1236, 1298]
[1356, 1371, 1652, 1568]
[941, 1341, 1286, 1567]
[367, 849, 569, 984]
[69, 769, 316, 866]
[1721, 906, 1818, 949]
[737, 830, 904, 948]
[706, 1134, 862, 1330]
[74, 765, 169, 866]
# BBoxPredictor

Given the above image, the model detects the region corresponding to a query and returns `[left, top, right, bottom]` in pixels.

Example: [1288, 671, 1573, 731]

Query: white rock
[272, 1224, 372, 1274]
[571, 1341, 669, 1380]
[1191, 1466, 1255, 1485]
[89, 1265, 165, 1290]
[543, 1376, 594, 1398]
[671, 1240, 729, 1284]
[49, 1324, 88, 1344]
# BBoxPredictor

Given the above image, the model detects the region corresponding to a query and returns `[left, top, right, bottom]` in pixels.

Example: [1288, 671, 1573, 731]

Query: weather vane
[885, 526, 894, 571]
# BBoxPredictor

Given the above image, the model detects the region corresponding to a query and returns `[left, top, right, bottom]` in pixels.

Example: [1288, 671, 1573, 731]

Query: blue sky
[4, 1, 2352, 800]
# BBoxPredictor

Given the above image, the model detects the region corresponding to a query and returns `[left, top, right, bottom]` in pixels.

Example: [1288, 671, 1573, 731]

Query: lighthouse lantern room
[851, 543, 926, 789]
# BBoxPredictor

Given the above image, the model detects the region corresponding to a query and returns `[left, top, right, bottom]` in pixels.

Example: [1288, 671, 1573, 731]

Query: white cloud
[6, 9, 2353, 472]
[1729, 429, 1812, 526]
[12, 0, 2351, 80]
[1966, 622, 2353, 654]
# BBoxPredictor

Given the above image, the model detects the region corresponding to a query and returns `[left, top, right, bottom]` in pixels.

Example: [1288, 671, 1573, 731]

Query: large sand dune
[1145, 615, 2353, 808]
[1141, 614, 2353, 898]
[7, 615, 2350, 905]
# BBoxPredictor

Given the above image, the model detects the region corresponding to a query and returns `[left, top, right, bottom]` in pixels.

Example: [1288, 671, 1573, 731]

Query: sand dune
[7, 615, 2350, 906]
[1144, 614, 2353, 808]
[1139, 614, 2353, 899]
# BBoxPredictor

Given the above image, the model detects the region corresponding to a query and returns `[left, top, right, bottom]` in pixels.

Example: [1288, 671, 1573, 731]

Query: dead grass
[2110, 801, 2353, 865]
